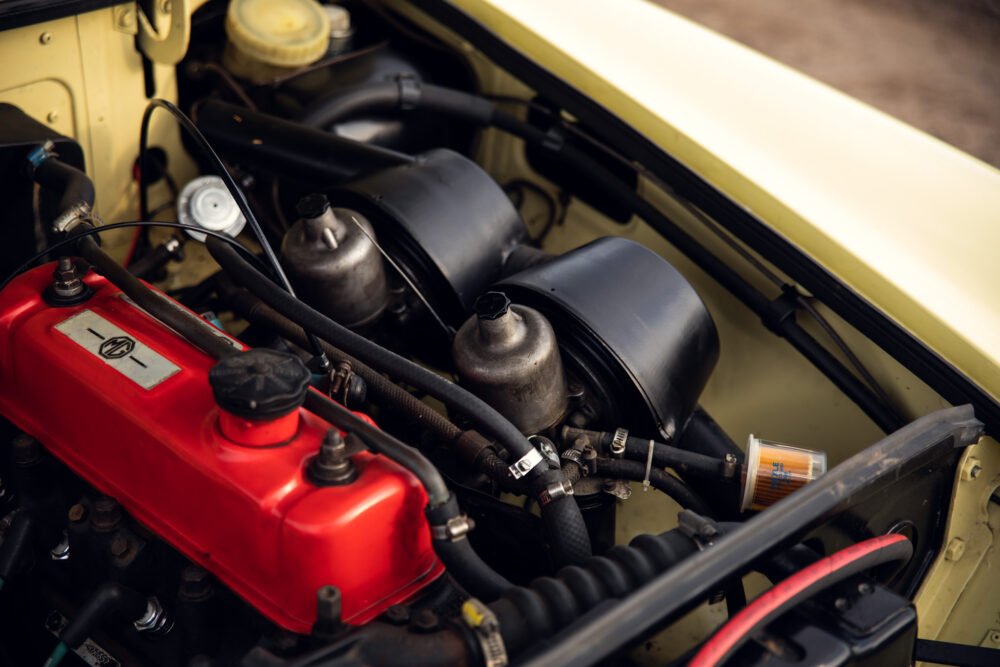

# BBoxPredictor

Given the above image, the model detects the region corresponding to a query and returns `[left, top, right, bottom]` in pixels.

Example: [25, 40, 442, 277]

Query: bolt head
[68, 504, 87, 522]
[118, 9, 135, 28]
[961, 457, 983, 482]
[39, 32, 52, 44]
[91, 496, 122, 532]
[110, 536, 130, 557]
[180, 565, 213, 601]
[384, 605, 410, 625]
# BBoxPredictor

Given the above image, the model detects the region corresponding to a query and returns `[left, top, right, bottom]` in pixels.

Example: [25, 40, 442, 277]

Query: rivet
[39, 32, 52, 45]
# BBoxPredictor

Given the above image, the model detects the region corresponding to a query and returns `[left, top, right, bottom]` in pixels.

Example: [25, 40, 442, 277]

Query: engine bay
[0, 1, 996, 666]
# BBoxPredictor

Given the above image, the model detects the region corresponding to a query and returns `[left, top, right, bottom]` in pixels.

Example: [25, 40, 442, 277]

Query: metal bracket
[461, 599, 508, 667]
[138, 0, 208, 65]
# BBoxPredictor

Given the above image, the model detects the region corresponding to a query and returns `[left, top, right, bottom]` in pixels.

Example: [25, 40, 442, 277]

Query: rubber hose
[299, 82, 402, 127]
[303, 391, 450, 507]
[564, 426, 727, 479]
[478, 451, 532, 495]
[595, 458, 713, 516]
[540, 486, 592, 567]
[34, 157, 96, 224]
[299, 81, 495, 129]
[60, 582, 148, 649]
[206, 236, 539, 469]
[678, 410, 744, 463]
[426, 495, 513, 600]
[621, 437, 724, 478]
[220, 283, 462, 445]
[677, 410, 745, 519]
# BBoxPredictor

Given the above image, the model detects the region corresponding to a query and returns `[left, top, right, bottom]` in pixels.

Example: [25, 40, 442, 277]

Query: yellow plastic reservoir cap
[226, 0, 331, 67]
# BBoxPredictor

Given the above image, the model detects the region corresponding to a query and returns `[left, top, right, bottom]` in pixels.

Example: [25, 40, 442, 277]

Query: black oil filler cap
[209, 349, 311, 420]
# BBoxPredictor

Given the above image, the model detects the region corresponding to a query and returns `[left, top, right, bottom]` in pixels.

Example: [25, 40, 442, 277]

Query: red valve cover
[0, 265, 443, 632]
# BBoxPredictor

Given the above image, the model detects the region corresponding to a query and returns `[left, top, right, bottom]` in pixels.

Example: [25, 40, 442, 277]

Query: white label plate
[55, 310, 181, 389]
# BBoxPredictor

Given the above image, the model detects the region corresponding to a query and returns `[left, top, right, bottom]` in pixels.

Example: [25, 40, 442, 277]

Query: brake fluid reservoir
[223, 0, 331, 83]
[741, 435, 827, 511]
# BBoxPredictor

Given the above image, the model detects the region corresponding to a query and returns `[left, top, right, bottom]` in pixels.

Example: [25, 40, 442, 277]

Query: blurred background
[654, 0, 1000, 168]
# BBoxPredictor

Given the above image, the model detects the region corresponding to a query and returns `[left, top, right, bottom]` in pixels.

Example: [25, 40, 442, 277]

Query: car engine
[0, 1, 992, 666]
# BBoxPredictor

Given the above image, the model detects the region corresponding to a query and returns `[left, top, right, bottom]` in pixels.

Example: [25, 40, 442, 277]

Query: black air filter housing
[331, 148, 527, 325]
[497, 236, 719, 439]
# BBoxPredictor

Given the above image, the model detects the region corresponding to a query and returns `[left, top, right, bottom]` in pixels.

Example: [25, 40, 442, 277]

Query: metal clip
[461, 599, 508, 667]
[610, 428, 629, 458]
[560, 447, 583, 465]
[396, 74, 422, 110]
[538, 479, 574, 507]
[52, 202, 94, 234]
[430, 515, 475, 542]
[508, 448, 544, 479]
[677, 509, 719, 551]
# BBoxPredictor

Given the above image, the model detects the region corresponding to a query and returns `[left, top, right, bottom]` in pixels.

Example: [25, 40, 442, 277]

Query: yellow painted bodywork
[442, 0, 1000, 409]
[0, 3, 194, 251]
[1, 0, 999, 660]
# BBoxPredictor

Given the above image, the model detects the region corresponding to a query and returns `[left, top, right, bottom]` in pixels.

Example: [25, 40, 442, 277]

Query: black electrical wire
[138, 98, 330, 369]
[0, 221, 264, 294]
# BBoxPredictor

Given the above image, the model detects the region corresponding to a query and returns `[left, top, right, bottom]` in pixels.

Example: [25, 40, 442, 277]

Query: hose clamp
[560, 447, 586, 475]
[396, 74, 421, 111]
[26, 140, 55, 170]
[610, 428, 629, 458]
[431, 515, 475, 542]
[508, 448, 544, 479]
[538, 479, 574, 507]
[52, 202, 95, 234]
[461, 599, 508, 667]
[677, 510, 719, 551]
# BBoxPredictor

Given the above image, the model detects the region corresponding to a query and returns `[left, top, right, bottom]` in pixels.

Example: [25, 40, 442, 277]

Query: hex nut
[944, 537, 966, 562]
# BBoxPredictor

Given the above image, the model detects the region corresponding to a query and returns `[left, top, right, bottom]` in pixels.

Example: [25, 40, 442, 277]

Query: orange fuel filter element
[741, 435, 827, 511]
